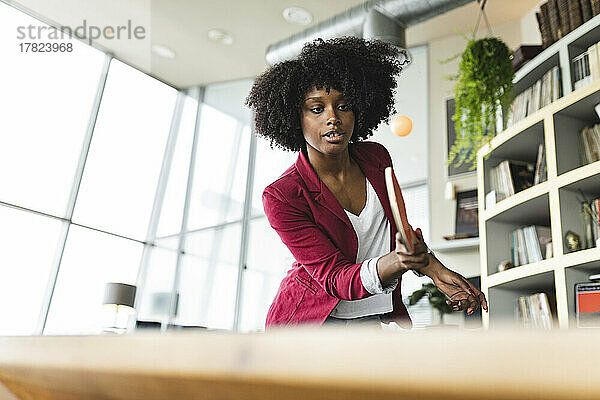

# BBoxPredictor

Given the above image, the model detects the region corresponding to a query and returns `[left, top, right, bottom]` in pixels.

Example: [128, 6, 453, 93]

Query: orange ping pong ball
[391, 115, 413, 137]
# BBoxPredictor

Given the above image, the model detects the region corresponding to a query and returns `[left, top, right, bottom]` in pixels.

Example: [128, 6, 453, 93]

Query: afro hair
[245, 36, 408, 152]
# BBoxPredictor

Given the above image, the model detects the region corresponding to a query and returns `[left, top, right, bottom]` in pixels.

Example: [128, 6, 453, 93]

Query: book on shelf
[537, 7, 554, 48]
[581, 0, 593, 22]
[575, 282, 600, 328]
[539, 2, 556, 46]
[579, 124, 600, 164]
[552, 65, 562, 101]
[558, 0, 572, 37]
[515, 296, 529, 327]
[533, 143, 547, 184]
[533, 79, 542, 113]
[507, 66, 561, 127]
[593, 0, 600, 16]
[546, 0, 564, 42]
[573, 52, 592, 89]
[511, 225, 552, 266]
[582, 197, 600, 248]
[569, 0, 584, 30]
[515, 292, 553, 329]
[588, 42, 600, 81]
[513, 228, 528, 266]
[572, 39, 600, 89]
[548, 0, 563, 40]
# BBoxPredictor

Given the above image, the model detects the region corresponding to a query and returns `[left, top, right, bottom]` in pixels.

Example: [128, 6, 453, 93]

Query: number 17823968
[19, 42, 73, 52]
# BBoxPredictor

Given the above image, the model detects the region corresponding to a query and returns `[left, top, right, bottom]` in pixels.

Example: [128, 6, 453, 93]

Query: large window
[0, 2, 180, 335]
[0, 1, 105, 217]
[72, 60, 178, 241]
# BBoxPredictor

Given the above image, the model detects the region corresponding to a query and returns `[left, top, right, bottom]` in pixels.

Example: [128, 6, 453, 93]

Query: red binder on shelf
[384, 167, 417, 253]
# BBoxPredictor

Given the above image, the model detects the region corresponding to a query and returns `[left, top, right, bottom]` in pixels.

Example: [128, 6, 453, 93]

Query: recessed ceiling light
[207, 29, 233, 45]
[283, 7, 312, 26]
[151, 44, 175, 59]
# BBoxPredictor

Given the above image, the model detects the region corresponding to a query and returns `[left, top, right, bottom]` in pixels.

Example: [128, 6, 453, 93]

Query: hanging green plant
[448, 36, 515, 170]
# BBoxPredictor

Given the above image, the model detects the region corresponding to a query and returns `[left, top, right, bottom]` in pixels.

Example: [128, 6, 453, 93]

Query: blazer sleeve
[262, 187, 371, 301]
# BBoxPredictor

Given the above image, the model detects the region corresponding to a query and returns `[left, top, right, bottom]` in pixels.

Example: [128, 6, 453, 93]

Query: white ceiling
[13, 0, 542, 89]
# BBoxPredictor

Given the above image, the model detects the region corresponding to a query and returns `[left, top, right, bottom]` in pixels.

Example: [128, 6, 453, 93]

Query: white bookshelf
[478, 14, 600, 330]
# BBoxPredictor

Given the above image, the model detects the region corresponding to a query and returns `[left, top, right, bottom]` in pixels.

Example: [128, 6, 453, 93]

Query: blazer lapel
[295, 149, 354, 231]
[294, 143, 398, 252]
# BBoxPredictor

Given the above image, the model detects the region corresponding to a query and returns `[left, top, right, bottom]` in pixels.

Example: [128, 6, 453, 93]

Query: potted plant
[408, 283, 453, 325]
[447, 36, 515, 170]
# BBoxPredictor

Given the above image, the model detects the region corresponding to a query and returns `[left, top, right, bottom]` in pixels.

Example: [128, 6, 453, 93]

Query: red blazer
[263, 141, 412, 328]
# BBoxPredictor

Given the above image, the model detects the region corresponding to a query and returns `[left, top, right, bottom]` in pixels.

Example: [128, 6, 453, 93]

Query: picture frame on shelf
[455, 189, 479, 237]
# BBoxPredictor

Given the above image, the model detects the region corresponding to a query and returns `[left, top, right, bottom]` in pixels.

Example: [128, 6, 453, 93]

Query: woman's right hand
[393, 229, 429, 273]
[376, 229, 429, 286]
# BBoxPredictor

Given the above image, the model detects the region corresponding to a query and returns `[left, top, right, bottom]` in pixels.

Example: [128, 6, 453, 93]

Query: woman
[246, 37, 487, 328]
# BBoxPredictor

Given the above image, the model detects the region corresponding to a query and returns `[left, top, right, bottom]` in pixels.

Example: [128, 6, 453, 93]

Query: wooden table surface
[0, 327, 598, 400]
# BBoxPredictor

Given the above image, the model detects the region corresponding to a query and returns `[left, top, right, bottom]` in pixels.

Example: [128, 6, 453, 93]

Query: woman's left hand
[421, 256, 488, 315]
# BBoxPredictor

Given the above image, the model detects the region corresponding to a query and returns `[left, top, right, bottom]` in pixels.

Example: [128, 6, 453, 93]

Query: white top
[329, 179, 398, 319]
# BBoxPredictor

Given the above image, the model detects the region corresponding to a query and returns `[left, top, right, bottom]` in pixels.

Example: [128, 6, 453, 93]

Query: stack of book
[583, 197, 600, 248]
[572, 51, 591, 89]
[515, 292, 553, 329]
[536, 0, 600, 48]
[579, 124, 600, 164]
[572, 38, 600, 89]
[512, 225, 553, 266]
[486, 147, 546, 208]
[507, 66, 561, 127]
[488, 160, 536, 202]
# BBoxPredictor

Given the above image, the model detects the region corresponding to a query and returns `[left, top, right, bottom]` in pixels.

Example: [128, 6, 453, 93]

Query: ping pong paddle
[384, 166, 417, 253]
